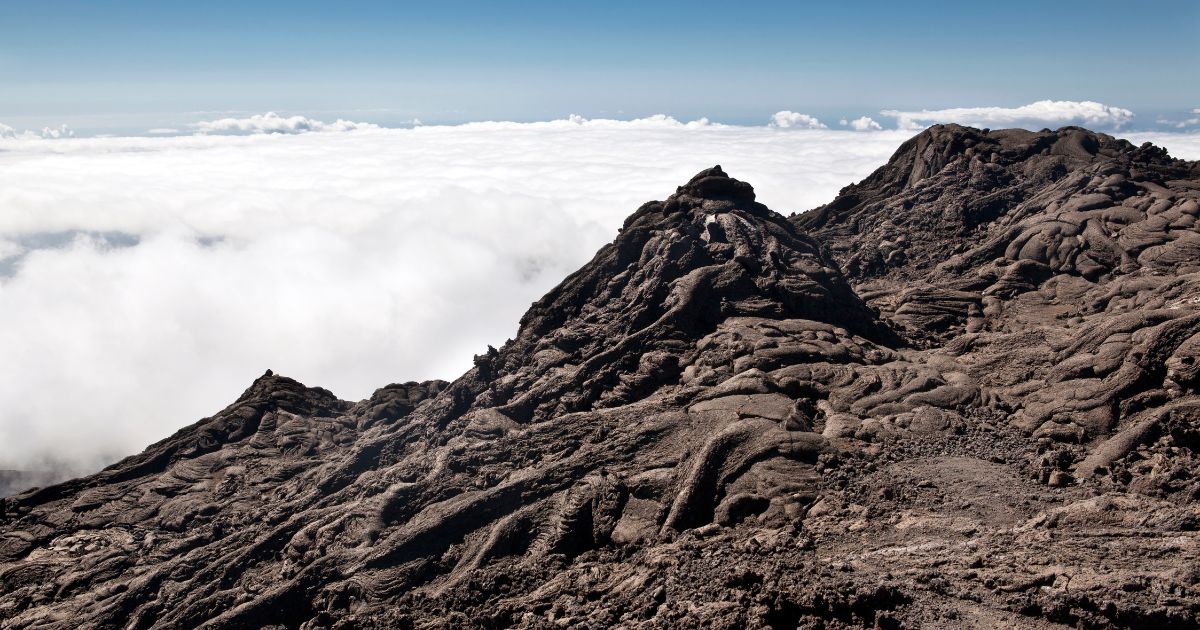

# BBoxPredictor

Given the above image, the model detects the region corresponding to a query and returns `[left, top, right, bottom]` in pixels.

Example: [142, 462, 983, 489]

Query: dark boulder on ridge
[3, 137, 1200, 629]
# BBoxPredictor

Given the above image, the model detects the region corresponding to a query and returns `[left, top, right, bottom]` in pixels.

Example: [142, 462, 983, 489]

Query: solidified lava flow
[3, 125, 1200, 629]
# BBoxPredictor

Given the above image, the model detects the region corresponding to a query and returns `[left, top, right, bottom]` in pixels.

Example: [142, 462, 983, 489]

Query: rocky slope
[1, 129, 1199, 629]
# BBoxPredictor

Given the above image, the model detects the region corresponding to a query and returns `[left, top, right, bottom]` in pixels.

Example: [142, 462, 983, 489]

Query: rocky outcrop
[797, 125, 1192, 280]
[2, 134, 1199, 629]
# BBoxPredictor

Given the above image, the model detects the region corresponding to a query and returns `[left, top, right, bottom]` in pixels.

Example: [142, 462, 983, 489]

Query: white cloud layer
[768, 111, 827, 129]
[0, 116, 1197, 478]
[881, 100, 1136, 131]
[192, 111, 380, 134]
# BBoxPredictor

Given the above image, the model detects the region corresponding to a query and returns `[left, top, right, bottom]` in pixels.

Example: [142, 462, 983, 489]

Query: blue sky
[1, 0, 1197, 132]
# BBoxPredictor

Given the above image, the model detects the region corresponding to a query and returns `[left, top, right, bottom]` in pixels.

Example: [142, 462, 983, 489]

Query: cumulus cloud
[40, 124, 74, 139]
[881, 100, 1135, 131]
[192, 111, 380, 134]
[0, 122, 75, 140]
[768, 111, 827, 129]
[841, 116, 883, 131]
[147, 128, 180, 135]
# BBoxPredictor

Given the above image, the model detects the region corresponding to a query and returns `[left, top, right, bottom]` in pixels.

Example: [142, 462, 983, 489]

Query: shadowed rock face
[2, 133, 1200, 629]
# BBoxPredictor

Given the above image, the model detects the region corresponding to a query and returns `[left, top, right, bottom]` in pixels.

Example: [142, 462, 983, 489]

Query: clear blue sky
[1, 0, 1197, 130]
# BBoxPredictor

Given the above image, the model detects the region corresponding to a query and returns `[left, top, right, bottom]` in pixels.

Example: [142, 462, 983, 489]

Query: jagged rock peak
[618, 165, 773, 234]
[804, 124, 1183, 221]
[884, 124, 1180, 188]
[795, 124, 1198, 288]
[526, 166, 876, 340]
[466, 166, 889, 422]
[676, 164, 756, 204]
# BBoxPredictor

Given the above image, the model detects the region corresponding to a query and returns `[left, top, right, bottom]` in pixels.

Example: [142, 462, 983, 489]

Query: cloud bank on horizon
[0, 105, 1198, 478]
[192, 111, 381, 135]
[3, 100, 1194, 140]
[171, 101, 1200, 136]
[1161, 108, 1200, 129]
[879, 100, 1137, 131]
[1, 122, 76, 140]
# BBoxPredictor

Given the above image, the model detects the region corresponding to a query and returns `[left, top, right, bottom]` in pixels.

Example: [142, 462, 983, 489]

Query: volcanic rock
[1, 131, 1199, 629]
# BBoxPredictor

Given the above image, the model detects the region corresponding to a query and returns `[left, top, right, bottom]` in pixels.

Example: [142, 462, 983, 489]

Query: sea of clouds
[1, 101, 1198, 480]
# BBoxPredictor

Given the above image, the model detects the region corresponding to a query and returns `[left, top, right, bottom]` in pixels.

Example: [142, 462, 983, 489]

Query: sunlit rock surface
[2, 128, 1199, 628]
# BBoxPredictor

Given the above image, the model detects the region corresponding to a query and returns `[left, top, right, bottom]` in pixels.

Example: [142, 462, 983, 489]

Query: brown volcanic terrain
[2, 125, 1199, 629]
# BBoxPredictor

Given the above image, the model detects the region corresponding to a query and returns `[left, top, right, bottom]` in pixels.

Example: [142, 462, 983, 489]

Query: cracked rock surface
[2, 128, 1200, 629]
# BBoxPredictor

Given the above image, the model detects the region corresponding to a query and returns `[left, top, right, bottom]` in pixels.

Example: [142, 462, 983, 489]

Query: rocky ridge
[1, 127, 1198, 629]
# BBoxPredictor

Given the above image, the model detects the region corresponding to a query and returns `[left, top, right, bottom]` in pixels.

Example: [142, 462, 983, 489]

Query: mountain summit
[3, 134, 1200, 629]
[797, 124, 1193, 283]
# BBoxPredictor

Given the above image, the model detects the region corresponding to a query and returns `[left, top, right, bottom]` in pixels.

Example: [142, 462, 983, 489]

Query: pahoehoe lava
[2, 125, 1200, 629]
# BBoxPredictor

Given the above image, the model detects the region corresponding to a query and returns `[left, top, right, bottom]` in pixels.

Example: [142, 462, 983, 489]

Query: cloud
[768, 111, 827, 129]
[0, 238, 23, 260]
[467, 113, 722, 130]
[0, 115, 1197, 479]
[192, 111, 380, 134]
[147, 128, 180, 135]
[881, 100, 1135, 131]
[1118, 130, 1200, 161]
[0, 122, 74, 140]
[40, 124, 74, 139]
[1165, 108, 1200, 129]
[841, 116, 883, 131]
